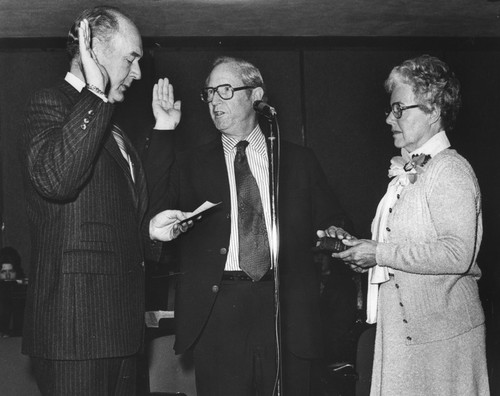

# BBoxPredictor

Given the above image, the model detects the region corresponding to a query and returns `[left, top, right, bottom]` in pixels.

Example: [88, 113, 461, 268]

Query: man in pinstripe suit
[20, 7, 190, 395]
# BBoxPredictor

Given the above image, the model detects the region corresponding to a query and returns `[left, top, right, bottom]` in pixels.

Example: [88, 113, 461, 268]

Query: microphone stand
[264, 111, 282, 396]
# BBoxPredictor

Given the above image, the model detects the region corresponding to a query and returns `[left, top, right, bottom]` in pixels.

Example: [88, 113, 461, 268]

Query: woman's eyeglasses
[386, 102, 421, 119]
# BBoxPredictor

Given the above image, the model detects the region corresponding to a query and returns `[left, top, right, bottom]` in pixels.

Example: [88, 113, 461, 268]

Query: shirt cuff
[86, 85, 108, 103]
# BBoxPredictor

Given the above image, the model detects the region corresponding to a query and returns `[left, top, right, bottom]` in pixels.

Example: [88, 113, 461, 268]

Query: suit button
[83, 118, 90, 124]
[139, 261, 145, 269]
[219, 248, 227, 255]
[406, 336, 412, 341]
[88, 109, 94, 115]
[80, 124, 87, 130]
[212, 285, 219, 293]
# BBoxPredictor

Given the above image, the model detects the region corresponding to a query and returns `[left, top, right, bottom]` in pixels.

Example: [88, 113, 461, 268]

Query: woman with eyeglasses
[322, 55, 490, 395]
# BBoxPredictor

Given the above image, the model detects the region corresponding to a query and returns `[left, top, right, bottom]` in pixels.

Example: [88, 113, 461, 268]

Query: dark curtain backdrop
[1, 42, 499, 390]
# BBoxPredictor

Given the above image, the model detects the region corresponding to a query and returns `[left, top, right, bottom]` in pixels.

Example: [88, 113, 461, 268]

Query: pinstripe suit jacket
[162, 135, 348, 359]
[20, 80, 172, 360]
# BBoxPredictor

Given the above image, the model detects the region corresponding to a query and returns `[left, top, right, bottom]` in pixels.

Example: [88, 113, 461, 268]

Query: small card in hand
[178, 201, 222, 225]
[312, 236, 348, 253]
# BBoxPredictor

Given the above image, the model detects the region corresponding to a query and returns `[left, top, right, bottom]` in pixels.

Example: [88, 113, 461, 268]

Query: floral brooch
[389, 154, 431, 184]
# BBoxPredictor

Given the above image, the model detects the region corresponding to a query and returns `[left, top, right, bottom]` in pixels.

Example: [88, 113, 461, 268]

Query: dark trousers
[31, 355, 137, 396]
[193, 279, 311, 396]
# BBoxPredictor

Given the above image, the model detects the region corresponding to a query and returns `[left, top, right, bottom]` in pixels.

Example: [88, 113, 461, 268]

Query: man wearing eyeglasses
[157, 56, 349, 396]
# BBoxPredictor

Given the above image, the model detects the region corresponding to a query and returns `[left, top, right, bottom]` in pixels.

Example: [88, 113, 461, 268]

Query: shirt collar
[404, 131, 451, 159]
[222, 125, 267, 157]
[65, 72, 85, 92]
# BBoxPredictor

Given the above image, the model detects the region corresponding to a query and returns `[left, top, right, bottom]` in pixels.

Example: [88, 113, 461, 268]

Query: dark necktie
[234, 140, 270, 281]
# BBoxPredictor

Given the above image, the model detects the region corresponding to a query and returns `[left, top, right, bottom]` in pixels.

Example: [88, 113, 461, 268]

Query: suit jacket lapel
[62, 82, 136, 196]
[198, 138, 230, 208]
[63, 81, 147, 216]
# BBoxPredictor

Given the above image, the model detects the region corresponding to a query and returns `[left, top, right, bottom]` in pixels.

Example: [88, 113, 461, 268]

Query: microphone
[253, 100, 277, 119]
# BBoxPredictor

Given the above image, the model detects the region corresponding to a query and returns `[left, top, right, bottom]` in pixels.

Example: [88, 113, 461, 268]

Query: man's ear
[252, 87, 264, 102]
[91, 37, 101, 55]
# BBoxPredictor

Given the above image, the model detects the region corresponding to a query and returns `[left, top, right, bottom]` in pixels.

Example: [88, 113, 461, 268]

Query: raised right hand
[152, 78, 181, 130]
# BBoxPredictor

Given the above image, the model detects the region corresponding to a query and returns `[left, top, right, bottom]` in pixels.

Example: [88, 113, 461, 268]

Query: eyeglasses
[200, 84, 255, 103]
[386, 102, 420, 119]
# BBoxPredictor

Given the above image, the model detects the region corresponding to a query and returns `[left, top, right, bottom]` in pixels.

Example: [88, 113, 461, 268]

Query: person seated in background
[0, 246, 26, 337]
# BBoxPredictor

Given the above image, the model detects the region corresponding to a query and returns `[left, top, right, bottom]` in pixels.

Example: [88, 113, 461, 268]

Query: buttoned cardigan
[376, 149, 485, 345]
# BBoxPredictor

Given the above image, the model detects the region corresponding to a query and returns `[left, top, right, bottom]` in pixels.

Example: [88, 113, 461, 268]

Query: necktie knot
[235, 140, 249, 158]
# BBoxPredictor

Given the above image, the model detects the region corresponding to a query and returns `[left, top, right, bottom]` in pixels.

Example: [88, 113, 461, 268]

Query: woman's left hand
[332, 239, 378, 272]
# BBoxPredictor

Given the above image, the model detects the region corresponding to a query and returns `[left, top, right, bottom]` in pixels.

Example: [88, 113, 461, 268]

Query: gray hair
[385, 54, 461, 131]
[207, 56, 267, 97]
[66, 6, 133, 60]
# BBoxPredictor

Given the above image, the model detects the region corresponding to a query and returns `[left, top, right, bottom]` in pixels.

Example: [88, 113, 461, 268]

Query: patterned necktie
[234, 140, 270, 281]
[112, 125, 135, 183]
